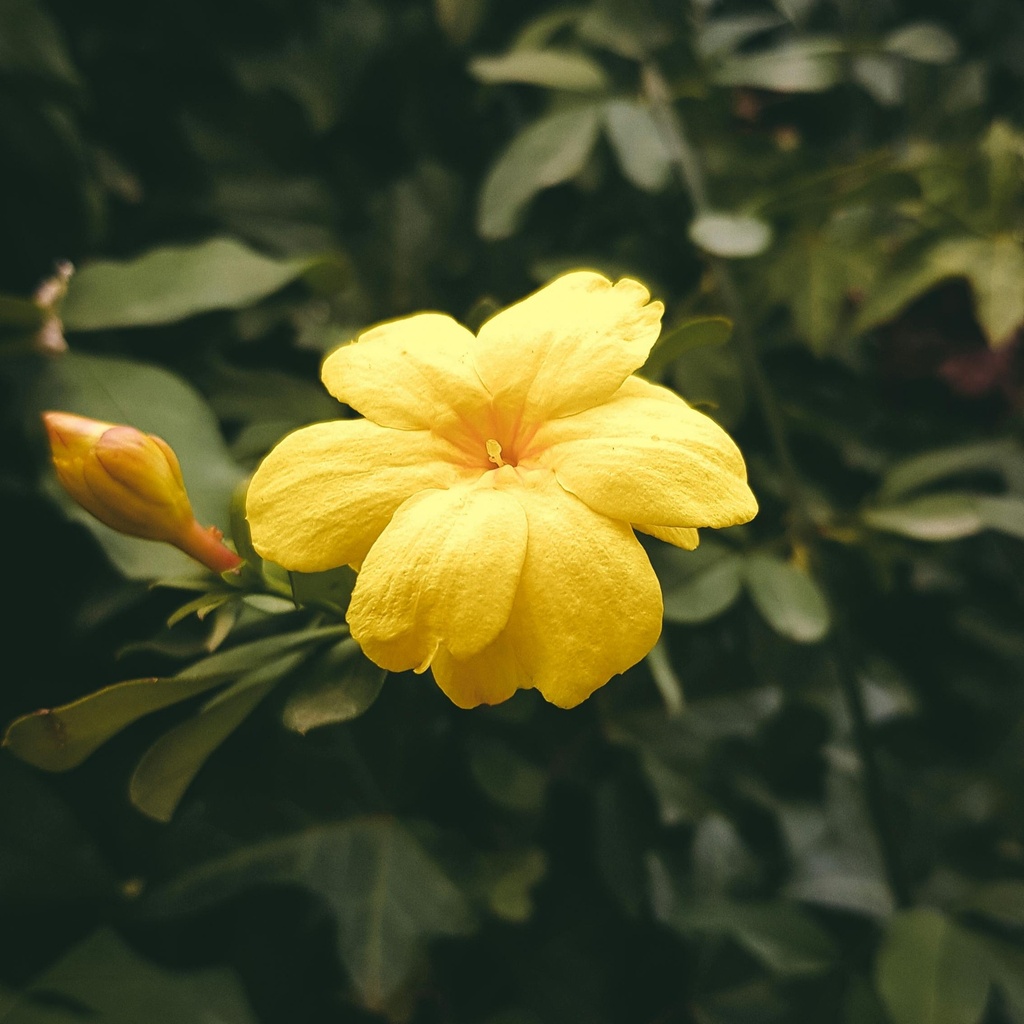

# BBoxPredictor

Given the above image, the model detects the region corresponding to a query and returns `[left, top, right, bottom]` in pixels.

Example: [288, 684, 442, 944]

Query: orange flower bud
[43, 412, 241, 573]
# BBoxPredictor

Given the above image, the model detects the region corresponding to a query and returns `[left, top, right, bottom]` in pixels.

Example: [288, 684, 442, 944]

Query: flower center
[486, 439, 508, 467]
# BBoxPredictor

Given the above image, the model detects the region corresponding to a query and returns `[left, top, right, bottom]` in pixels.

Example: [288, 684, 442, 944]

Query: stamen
[486, 439, 505, 468]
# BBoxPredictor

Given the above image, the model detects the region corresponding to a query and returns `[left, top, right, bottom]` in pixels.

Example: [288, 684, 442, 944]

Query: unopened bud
[43, 411, 241, 573]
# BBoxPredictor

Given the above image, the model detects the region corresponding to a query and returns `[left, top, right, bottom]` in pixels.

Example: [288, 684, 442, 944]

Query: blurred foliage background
[3, 0, 1024, 1021]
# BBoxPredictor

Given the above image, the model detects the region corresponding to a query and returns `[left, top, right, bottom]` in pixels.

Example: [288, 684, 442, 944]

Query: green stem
[643, 61, 911, 908]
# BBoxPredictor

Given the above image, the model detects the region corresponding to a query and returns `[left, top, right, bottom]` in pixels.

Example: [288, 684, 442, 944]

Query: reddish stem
[177, 519, 243, 574]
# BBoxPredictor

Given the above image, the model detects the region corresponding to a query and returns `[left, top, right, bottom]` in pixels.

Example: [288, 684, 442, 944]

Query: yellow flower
[246, 272, 757, 708]
[44, 411, 242, 574]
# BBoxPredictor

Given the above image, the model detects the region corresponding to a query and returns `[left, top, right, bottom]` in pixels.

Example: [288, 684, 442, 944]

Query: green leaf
[3, 626, 345, 771]
[141, 819, 475, 1011]
[964, 234, 1024, 348]
[671, 901, 837, 976]
[289, 564, 357, 612]
[166, 591, 235, 628]
[643, 316, 733, 378]
[0, 759, 116, 906]
[510, 8, 584, 51]
[469, 50, 609, 91]
[477, 105, 602, 240]
[0, 292, 47, 330]
[128, 651, 301, 822]
[863, 492, 1024, 541]
[853, 53, 904, 107]
[480, 848, 547, 922]
[692, 814, 757, 898]
[61, 238, 343, 331]
[33, 351, 244, 579]
[863, 493, 982, 540]
[744, 554, 831, 643]
[670, 342, 747, 428]
[602, 99, 671, 192]
[282, 641, 386, 734]
[772, 0, 818, 23]
[878, 439, 1024, 502]
[697, 14, 787, 58]
[883, 23, 959, 64]
[975, 495, 1024, 539]
[468, 735, 547, 812]
[845, 978, 891, 1024]
[714, 38, 844, 94]
[434, 0, 487, 46]
[0, 0, 80, 87]
[690, 212, 773, 259]
[7, 928, 257, 1024]
[4, 675, 229, 773]
[657, 543, 745, 624]
[856, 236, 1024, 348]
[767, 216, 879, 353]
[175, 624, 346, 684]
[645, 640, 686, 717]
[982, 121, 1024, 225]
[875, 909, 991, 1024]
[960, 881, 1024, 929]
[977, 936, 1024, 1015]
[576, 2, 670, 60]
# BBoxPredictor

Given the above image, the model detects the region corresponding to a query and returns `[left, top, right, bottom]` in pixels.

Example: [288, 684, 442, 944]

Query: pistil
[486, 439, 505, 468]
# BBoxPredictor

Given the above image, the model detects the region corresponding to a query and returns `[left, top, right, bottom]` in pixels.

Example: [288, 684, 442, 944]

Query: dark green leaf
[671, 901, 837, 976]
[4, 675, 232, 773]
[697, 14, 787, 58]
[0, 760, 116, 906]
[0, 0, 80, 86]
[61, 238, 343, 331]
[602, 99, 671, 192]
[479, 848, 547, 922]
[282, 641, 385, 734]
[878, 439, 1024, 502]
[863, 492, 1024, 541]
[856, 236, 1024, 348]
[8, 929, 257, 1024]
[289, 565, 357, 612]
[645, 640, 686, 717]
[0, 293, 47, 330]
[960, 881, 1024, 929]
[3, 626, 344, 771]
[477, 105, 602, 240]
[468, 736, 547, 812]
[128, 653, 297, 822]
[692, 814, 757, 898]
[141, 819, 475, 1010]
[643, 316, 733, 378]
[658, 543, 745, 624]
[434, 0, 487, 46]
[875, 909, 992, 1024]
[744, 554, 830, 643]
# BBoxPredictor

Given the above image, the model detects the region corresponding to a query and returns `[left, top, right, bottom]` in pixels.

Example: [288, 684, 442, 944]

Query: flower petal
[431, 631, 524, 709]
[321, 313, 491, 442]
[532, 376, 758, 529]
[430, 470, 662, 709]
[246, 418, 475, 572]
[347, 482, 528, 672]
[635, 524, 700, 549]
[473, 271, 664, 425]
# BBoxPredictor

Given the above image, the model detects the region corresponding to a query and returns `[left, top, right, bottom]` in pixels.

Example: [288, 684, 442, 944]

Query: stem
[177, 519, 244, 574]
[643, 62, 911, 907]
